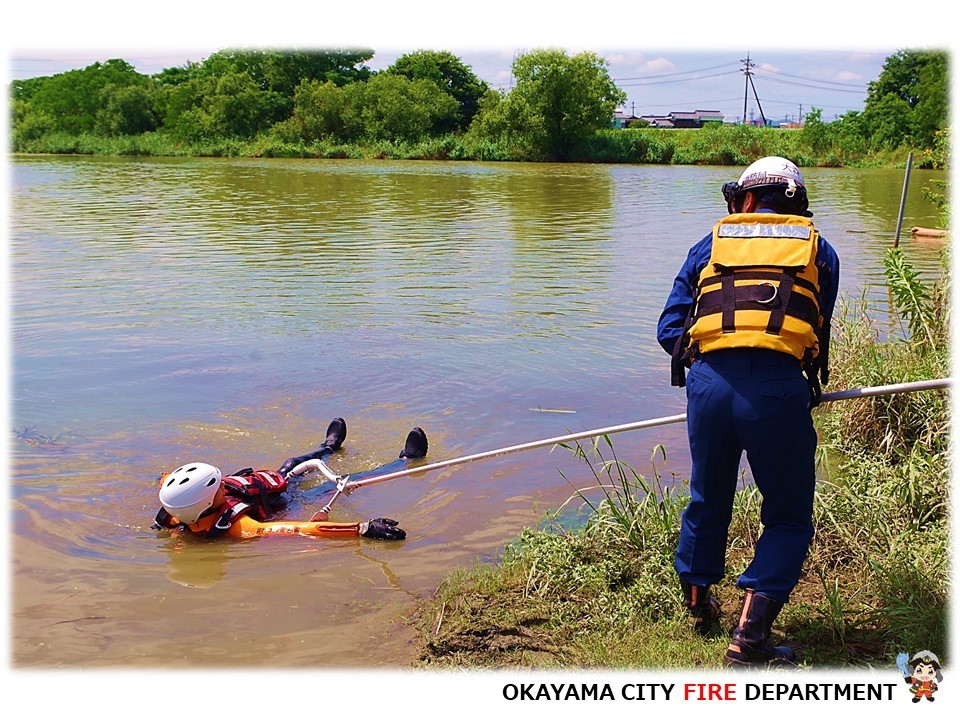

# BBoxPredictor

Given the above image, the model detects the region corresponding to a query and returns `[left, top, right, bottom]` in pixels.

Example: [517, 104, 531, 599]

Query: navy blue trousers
[675, 348, 817, 603]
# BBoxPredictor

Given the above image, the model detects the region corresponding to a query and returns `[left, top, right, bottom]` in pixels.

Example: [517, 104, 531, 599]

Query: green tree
[340, 73, 459, 142]
[865, 93, 916, 149]
[912, 52, 948, 148]
[464, 88, 530, 158]
[94, 84, 160, 136]
[195, 70, 287, 138]
[153, 62, 202, 87]
[800, 107, 830, 153]
[823, 109, 871, 159]
[11, 76, 57, 144]
[471, 49, 626, 161]
[10, 74, 52, 103]
[386, 50, 488, 131]
[154, 49, 376, 139]
[11, 103, 56, 145]
[863, 49, 948, 149]
[289, 79, 347, 141]
[198, 48, 374, 95]
[12, 59, 151, 135]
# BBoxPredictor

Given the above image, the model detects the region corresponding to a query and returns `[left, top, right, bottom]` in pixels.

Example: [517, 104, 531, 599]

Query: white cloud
[601, 51, 676, 75]
[834, 70, 863, 82]
[636, 57, 677, 74]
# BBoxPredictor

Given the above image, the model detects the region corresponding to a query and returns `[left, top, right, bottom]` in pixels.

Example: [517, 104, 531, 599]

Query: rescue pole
[292, 377, 951, 513]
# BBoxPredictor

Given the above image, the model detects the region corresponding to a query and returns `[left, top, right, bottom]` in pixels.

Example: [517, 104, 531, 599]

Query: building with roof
[695, 110, 724, 125]
[612, 110, 638, 129]
[615, 108, 726, 129]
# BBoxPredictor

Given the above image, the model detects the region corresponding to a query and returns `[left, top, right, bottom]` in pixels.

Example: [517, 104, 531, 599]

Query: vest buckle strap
[721, 270, 736, 333]
[764, 271, 796, 335]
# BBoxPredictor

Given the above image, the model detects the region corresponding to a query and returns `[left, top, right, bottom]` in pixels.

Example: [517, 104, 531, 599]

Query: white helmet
[722, 156, 811, 216]
[159, 462, 222, 523]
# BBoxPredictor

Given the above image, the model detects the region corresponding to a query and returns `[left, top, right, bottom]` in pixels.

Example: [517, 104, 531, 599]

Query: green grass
[13, 124, 936, 168]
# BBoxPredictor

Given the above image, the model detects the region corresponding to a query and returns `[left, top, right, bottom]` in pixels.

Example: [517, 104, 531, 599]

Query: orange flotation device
[154, 468, 363, 539]
[213, 513, 362, 539]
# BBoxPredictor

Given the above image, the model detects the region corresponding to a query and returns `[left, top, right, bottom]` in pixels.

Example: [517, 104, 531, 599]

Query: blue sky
[5, 1, 954, 125]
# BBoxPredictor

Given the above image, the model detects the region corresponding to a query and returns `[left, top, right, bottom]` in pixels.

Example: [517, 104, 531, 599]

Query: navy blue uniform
[657, 210, 840, 602]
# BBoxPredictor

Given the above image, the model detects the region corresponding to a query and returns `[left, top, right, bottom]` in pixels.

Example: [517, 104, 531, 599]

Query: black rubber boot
[399, 427, 428, 459]
[724, 589, 796, 667]
[681, 580, 721, 636]
[323, 417, 347, 452]
[276, 418, 347, 477]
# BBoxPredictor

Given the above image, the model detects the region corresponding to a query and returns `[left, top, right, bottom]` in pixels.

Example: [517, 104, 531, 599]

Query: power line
[757, 67, 869, 88]
[616, 70, 740, 87]
[638, 97, 744, 109]
[755, 73, 868, 94]
[613, 61, 736, 82]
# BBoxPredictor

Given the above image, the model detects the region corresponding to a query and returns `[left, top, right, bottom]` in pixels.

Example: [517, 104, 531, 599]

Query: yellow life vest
[686, 213, 823, 362]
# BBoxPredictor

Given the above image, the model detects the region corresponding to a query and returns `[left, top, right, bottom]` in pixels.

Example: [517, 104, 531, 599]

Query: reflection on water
[10, 156, 946, 667]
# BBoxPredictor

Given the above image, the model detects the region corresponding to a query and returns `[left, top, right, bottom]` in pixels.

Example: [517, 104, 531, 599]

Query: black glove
[805, 368, 823, 409]
[361, 517, 406, 541]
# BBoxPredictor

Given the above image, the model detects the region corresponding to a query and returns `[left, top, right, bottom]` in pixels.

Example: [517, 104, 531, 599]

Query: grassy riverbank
[12, 123, 945, 169]
[410, 248, 950, 669]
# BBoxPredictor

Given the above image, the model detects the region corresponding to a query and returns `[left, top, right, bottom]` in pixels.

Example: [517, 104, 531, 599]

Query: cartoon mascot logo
[897, 650, 943, 703]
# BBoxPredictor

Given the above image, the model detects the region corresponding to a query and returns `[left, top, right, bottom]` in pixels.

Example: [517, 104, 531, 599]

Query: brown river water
[8, 157, 946, 690]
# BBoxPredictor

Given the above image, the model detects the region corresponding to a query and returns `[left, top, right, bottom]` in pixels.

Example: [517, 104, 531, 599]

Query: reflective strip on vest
[687, 213, 823, 361]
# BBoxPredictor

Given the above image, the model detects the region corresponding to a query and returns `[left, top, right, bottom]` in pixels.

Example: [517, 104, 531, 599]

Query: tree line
[9, 47, 949, 165]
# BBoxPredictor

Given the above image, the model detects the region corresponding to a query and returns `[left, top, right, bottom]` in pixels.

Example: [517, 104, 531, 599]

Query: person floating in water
[153, 418, 426, 541]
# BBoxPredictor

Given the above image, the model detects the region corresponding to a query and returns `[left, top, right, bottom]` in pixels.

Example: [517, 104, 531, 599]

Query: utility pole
[740, 53, 767, 126]
[741, 53, 752, 124]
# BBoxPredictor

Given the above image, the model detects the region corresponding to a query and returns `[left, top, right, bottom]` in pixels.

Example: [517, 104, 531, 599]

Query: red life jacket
[154, 468, 288, 538]
[204, 469, 288, 538]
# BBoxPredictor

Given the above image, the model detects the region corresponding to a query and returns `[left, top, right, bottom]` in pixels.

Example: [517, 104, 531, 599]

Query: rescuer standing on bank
[657, 156, 840, 666]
